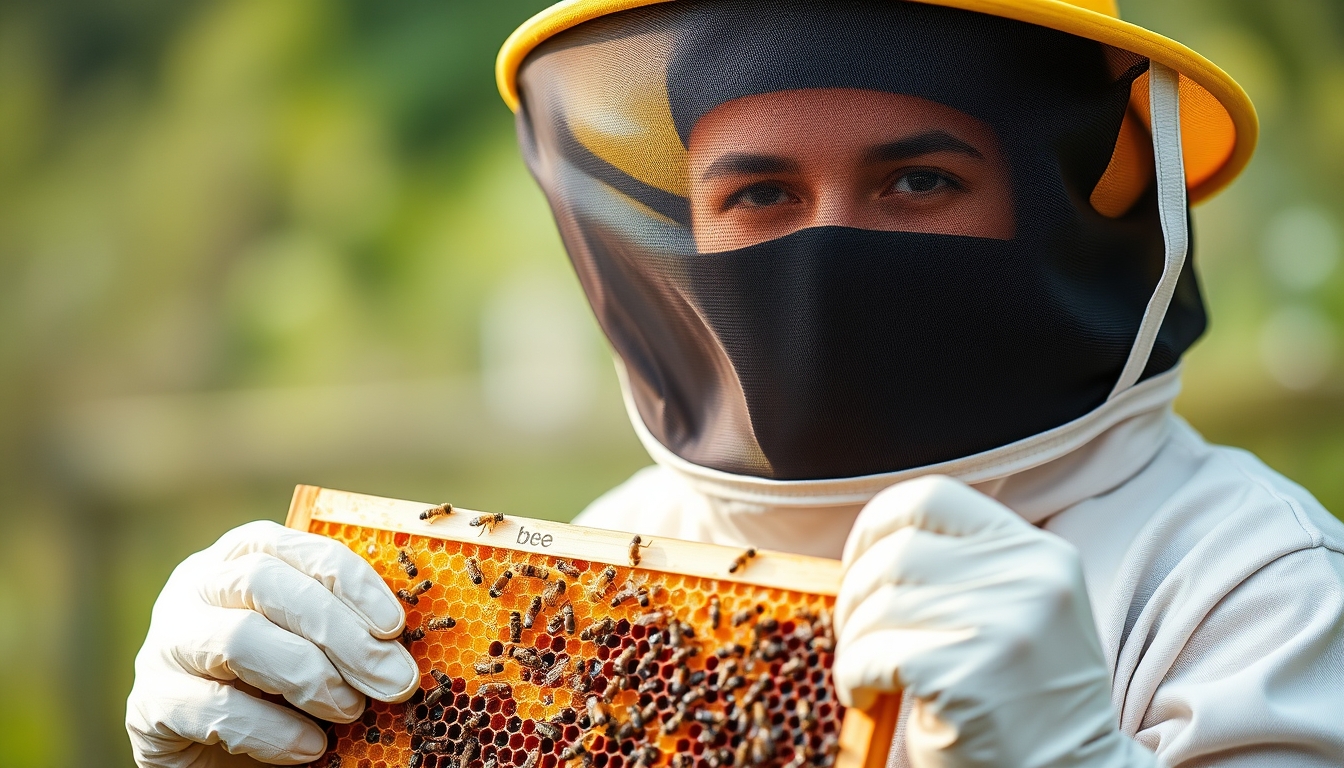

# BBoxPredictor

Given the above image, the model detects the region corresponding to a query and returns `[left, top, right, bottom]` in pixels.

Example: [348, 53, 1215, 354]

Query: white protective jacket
[576, 370, 1344, 766]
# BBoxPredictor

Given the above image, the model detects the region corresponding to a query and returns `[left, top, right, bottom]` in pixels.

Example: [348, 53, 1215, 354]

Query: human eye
[723, 182, 798, 210]
[885, 169, 963, 196]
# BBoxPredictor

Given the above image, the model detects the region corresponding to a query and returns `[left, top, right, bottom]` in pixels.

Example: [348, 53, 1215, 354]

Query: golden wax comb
[286, 485, 900, 768]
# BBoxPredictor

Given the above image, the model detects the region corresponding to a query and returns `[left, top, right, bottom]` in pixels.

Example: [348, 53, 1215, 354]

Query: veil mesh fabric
[515, 0, 1206, 481]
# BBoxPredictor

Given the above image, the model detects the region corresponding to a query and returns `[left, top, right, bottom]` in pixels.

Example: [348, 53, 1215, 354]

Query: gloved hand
[126, 521, 420, 767]
[833, 476, 1156, 768]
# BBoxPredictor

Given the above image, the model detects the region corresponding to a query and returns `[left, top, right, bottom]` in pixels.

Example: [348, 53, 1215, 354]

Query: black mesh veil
[514, 0, 1205, 481]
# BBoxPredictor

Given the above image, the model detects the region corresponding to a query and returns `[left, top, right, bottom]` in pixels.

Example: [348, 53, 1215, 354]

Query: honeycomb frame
[286, 485, 900, 768]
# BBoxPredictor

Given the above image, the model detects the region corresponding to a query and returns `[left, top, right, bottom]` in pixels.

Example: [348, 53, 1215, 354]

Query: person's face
[687, 88, 1015, 253]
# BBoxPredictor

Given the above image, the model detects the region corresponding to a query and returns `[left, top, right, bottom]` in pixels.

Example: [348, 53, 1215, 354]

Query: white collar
[618, 361, 1179, 524]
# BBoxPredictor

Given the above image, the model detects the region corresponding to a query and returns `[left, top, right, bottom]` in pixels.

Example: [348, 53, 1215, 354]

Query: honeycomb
[301, 521, 845, 768]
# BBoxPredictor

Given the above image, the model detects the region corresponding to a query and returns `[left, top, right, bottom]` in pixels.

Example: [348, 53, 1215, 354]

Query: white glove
[834, 476, 1156, 768]
[127, 521, 420, 767]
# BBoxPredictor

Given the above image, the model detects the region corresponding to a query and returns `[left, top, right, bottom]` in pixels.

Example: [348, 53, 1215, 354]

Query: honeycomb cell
[303, 520, 844, 768]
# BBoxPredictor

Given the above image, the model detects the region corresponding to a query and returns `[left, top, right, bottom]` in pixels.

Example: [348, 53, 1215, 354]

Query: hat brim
[496, 0, 1257, 205]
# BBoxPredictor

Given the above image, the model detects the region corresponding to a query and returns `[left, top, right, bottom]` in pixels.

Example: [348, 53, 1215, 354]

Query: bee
[474, 660, 504, 676]
[580, 616, 613, 643]
[671, 755, 694, 768]
[540, 654, 570, 687]
[465, 557, 484, 586]
[752, 701, 768, 730]
[481, 758, 496, 768]
[466, 710, 490, 730]
[627, 535, 652, 566]
[409, 579, 433, 597]
[479, 682, 512, 698]
[755, 617, 779, 636]
[632, 745, 661, 768]
[587, 566, 618, 600]
[724, 674, 747, 691]
[696, 724, 720, 745]
[461, 738, 481, 764]
[731, 608, 755, 627]
[792, 621, 815, 643]
[489, 570, 514, 599]
[400, 626, 426, 644]
[568, 671, 590, 694]
[559, 738, 589, 761]
[408, 719, 435, 739]
[634, 609, 670, 627]
[424, 669, 451, 694]
[668, 646, 697, 667]
[693, 709, 726, 726]
[785, 745, 813, 768]
[509, 645, 544, 670]
[669, 620, 691, 648]
[513, 563, 549, 580]
[796, 698, 816, 728]
[555, 560, 582, 579]
[396, 579, 432, 605]
[469, 512, 506, 536]
[521, 748, 541, 768]
[741, 677, 769, 709]
[535, 721, 562, 741]
[709, 596, 721, 629]
[715, 659, 739, 688]
[636, 586, 652, 607]
[625, 704, 647, 732]
[609, 577, 644, 608]
[509, 611, 522, 643]
[616, 718, 642, 741]
[420, 503, 453, 522]
[547, 606, 568, 635]
[668, 666, 688, 696]
[326, 756, 342, 768]
[728, 547, 758, 574]
[660, 708, 685, 736]
[397, 550, 419, 578]
[543, 579, 568, 608]
[751, 730, 777, 765]
[563, 603, 576, 634]
[427, 615, 458, 631]
[523, 595, 543, 629]
[637, 677, 661, 695]
[757, 640, 786, 661]
[613, 643, 639, 673]
[810, 635, 835, 653]
[408, 754, 423, 768]
[716, 643, 745, 658]
[418, 739, 452, 754]
[635, 647, 661, 678]
[680, 685, 707, 708]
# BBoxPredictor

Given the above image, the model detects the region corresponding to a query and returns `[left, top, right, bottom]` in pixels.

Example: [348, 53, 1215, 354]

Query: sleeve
[1137, 546, 1344, 767]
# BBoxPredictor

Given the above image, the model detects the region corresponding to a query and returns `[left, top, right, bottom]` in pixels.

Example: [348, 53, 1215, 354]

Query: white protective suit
[577, 368, 1344, 766]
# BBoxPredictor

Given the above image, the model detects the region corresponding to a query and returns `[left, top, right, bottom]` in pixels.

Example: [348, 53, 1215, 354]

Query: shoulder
[1143, 420, 1343, 567]
[1113, 423, 1344, 758]
[572, 465, 701, 534]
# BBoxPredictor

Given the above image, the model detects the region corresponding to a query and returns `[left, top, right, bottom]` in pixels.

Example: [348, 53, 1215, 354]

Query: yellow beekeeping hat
[496, 0, 1257, 205]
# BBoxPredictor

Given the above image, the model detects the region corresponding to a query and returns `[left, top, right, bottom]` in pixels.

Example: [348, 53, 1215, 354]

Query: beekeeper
[126, 1, 1344, 766]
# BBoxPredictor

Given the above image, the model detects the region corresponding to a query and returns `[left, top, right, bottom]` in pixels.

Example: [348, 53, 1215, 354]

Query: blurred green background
[0, 0, 1340, 764]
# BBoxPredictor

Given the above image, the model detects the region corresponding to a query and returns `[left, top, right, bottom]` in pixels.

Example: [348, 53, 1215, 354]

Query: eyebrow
[863, 131, 985, 163]
[700, 153, 801, 181]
